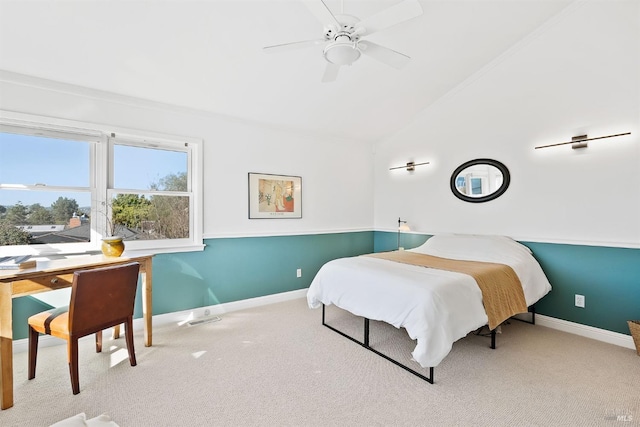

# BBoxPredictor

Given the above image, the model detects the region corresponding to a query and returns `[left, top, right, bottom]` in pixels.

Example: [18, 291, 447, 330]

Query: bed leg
[531, 304, 536, 325]
[322, 304, 326, 325]
[510, 304, 536, 325]
[364, 318, 370, 348]
[490, 329, 496, 349]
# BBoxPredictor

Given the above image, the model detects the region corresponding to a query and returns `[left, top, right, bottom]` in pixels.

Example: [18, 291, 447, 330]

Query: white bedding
[307, 234, 552, 368]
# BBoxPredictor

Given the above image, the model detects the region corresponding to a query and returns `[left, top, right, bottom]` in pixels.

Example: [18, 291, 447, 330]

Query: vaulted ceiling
[0, 0, 573, 142]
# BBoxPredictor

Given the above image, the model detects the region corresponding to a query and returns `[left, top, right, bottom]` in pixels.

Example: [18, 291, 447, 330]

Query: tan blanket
[364, 251, 527, 330]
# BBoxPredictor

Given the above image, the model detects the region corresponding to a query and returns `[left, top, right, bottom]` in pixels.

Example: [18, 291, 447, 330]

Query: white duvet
[307, 234, 552, 368]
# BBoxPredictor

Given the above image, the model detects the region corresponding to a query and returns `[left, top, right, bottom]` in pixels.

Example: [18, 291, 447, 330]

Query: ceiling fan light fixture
[264, 1, 424, 81]
[323, 36, 360, 65]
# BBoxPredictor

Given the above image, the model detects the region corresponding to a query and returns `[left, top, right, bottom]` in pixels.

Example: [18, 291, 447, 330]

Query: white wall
[0, 73, 374, 238]
[373, 0, 640, 248]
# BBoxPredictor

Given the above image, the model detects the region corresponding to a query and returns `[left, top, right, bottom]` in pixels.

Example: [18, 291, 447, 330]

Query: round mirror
[450, 159, 510, 203]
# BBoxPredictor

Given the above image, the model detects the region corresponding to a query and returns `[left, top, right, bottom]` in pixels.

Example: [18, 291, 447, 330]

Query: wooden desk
[0, 253, 153, 409]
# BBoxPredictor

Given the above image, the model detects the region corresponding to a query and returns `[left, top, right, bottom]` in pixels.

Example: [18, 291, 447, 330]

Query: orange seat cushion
[28, 306, 70, 339]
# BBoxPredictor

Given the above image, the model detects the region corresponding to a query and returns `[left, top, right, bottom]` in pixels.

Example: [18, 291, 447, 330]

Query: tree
[151, 172, 187, 192]
[149, 172, 189, 239]
[148, 195, 189, 239]
[110, 194, 152, 232]
[28, 203, 54, 225]
[51, 197, 79, 224]
[4, 202, 29, 225]
[0, 220, 31, 245]
[92, 173, 189, 239]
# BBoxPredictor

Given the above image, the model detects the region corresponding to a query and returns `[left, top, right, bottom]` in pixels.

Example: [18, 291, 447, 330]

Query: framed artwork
[248, 173, 302, 219]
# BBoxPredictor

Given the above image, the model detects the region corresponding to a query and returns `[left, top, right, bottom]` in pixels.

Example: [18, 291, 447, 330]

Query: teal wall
[11, 231, 374, 340]
[374, 231, 428, 253]
[520, 242, 640, 335]
[374, 231, 640, 336]
[12, 231, 639, 340]
[150, 232, 373, 315]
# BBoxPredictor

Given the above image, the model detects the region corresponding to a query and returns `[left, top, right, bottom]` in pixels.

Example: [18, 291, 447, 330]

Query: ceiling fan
[263, 0, 423, 82]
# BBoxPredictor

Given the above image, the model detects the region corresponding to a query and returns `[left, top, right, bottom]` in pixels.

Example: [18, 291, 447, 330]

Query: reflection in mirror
[454, 165, 502, 196]
[450, 159, 510, 203]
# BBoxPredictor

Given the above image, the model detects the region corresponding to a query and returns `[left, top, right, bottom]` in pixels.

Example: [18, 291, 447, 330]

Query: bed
[307, 234, 552, 382]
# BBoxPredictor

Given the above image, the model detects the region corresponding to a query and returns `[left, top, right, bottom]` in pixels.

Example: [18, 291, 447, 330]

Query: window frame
[107, 133, 198, 251]
[0, 111, 204, 256]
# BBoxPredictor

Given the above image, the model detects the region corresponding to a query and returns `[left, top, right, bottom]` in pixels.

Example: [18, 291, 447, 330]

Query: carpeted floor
[2, 298, 639, 426]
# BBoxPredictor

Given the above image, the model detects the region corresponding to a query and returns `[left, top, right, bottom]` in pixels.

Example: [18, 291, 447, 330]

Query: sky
[0, 132, 187, 208]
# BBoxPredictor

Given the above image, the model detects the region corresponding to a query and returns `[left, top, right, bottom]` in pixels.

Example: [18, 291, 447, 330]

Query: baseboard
[13, 292, 635, 354]
[149, 288, 308, 328]
[536, 315, 635, 350]
[12, 288, 308, 354]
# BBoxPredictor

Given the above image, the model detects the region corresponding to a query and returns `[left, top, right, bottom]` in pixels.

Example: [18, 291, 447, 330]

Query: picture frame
[248, 173, 302, 219]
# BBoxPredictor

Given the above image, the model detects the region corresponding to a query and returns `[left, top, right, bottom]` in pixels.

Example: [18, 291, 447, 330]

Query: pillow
[409, 234, 532, 261]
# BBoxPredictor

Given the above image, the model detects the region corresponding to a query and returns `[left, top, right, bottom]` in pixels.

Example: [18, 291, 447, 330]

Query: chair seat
[28, 306, 70, 339]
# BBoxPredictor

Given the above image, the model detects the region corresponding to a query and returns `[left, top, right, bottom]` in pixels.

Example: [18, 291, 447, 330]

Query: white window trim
[0, 110, 204, 256]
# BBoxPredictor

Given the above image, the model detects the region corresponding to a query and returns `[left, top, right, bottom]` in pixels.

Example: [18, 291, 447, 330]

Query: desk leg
[141, 258, 153, 347]
[0, 283, 14, 409]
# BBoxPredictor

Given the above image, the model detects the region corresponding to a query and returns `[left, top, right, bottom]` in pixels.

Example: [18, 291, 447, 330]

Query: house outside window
[0, 112, 203, 256]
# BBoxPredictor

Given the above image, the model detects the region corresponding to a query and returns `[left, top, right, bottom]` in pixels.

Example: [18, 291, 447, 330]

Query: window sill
[0, 243, 206, 259]
[123, 243, 206, 256]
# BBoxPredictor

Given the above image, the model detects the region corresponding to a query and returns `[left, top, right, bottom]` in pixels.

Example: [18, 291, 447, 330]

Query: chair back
[68, 262, 140, 336]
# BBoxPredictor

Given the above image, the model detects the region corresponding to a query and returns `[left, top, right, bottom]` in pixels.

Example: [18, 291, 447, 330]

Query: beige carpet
[2, 298, 639, 427]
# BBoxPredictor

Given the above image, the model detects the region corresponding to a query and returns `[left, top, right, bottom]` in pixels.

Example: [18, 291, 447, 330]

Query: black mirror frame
[450, 158, 510, 203]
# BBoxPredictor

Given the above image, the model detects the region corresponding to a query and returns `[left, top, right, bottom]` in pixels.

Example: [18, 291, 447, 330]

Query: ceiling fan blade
[357, 0, 423, 36]
[321, 62, 340, 83]
[263, 39, 326, 54]
[305, 0, 341, 28]
[359, 41, 411, 69]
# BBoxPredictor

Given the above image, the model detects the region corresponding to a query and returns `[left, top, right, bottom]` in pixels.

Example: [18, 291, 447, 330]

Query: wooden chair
[27, 262, 140, 394]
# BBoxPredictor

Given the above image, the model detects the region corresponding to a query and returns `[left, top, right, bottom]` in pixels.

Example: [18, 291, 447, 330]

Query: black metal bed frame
[321, 304, 536, 384]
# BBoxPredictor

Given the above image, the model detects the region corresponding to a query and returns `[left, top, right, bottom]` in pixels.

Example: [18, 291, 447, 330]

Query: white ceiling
[0, 0, 573, 143]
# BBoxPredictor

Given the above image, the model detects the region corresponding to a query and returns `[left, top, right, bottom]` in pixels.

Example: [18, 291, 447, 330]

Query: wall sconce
[534, 132, 630, 150]
[389, 161, 430, 172]
[397, 217, 410, 250]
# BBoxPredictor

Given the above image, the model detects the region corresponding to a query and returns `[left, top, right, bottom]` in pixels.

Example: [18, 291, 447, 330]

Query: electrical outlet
[296, 268, 302, 278]
[575, 294, 585, 308]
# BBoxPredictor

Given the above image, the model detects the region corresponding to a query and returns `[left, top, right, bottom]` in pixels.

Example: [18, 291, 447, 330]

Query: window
[470, 177, 483, 195]
[0, 125, 98, 254]
[107, 135, 195, 248]
[0, 112, 203, 256]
